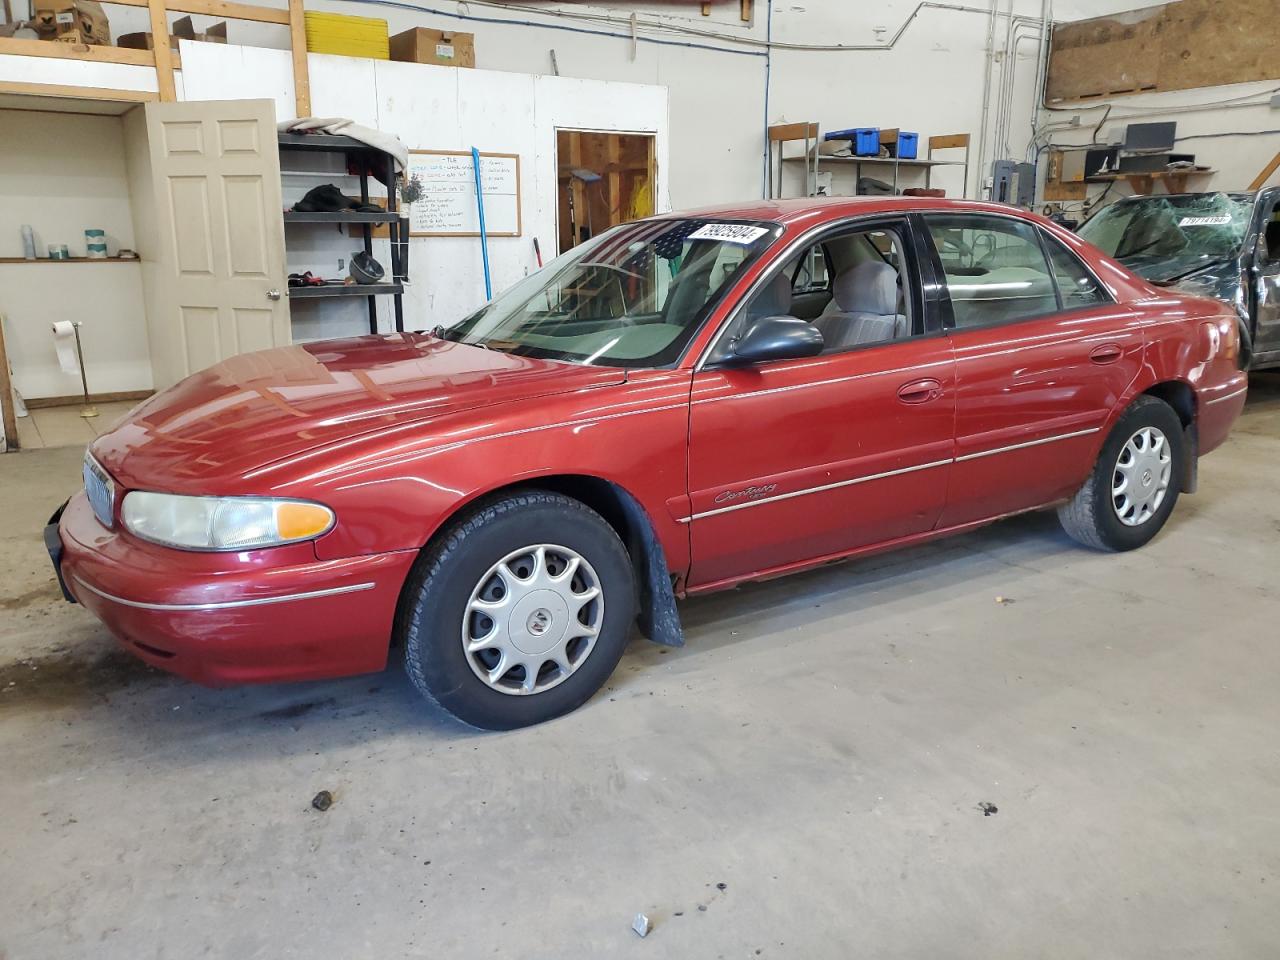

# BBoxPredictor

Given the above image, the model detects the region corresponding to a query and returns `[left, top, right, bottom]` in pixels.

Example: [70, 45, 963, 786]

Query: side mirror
[723, 315, 824, 366]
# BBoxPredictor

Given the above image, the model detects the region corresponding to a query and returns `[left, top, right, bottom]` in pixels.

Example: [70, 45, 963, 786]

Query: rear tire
[399, 490, 636, 730]
[1058, 395, 1185, 552]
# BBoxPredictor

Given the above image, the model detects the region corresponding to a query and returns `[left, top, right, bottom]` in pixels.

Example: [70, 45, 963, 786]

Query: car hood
[91, 333, 625, 492]
[1119, 252, 1235, 285]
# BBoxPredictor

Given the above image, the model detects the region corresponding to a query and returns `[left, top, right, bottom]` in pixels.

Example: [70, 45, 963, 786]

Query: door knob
[266, 288, 282, 301]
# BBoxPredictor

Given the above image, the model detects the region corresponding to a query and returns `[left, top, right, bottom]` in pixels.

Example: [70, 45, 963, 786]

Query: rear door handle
[897, 378, 943, 404]
[1090, 343, 1123, 364]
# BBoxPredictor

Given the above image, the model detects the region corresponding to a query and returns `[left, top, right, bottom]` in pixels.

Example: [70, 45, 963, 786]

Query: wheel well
[414, 475, 683, 647]
[1142, 380, 1196, 428]
[517, 475, 638, 551]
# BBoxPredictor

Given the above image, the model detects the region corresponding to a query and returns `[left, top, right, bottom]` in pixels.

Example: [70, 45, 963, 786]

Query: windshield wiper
[1148, 257, 1231, 287]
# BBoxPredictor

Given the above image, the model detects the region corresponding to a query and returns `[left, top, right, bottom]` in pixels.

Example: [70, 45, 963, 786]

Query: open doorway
[556, 129, 656, 253]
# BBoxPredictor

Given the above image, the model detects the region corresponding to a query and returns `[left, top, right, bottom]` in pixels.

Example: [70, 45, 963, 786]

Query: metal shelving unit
[793, 153, 966, 194]
[279, 132, 404, 334]
[770, 122, 971, 199]
[288, 282, 404, 298]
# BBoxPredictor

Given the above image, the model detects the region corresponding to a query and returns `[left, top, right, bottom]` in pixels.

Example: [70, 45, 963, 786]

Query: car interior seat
[814, 261, 907, 350]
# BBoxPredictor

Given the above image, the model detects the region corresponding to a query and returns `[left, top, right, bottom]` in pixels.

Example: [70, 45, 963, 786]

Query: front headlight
[121, 492, 334, 551]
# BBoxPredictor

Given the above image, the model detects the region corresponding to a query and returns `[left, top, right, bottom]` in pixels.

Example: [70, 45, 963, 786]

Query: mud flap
[1183, 421, 1199, 495]
[44, 500, 76, 603]
[616, 490, 684, 648]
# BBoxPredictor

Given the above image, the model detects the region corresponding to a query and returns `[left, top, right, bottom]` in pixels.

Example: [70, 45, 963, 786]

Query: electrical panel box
[991, 160, 1036, 208]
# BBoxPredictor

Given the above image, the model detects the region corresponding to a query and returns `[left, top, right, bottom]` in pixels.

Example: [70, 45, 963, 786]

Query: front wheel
[399, 491, 636, 729]
[1058, 395, 1185, 552]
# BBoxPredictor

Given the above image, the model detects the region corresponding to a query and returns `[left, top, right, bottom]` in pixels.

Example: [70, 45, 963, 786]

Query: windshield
[1079, 193, 1252, 264]
[439, 218, 778, 367]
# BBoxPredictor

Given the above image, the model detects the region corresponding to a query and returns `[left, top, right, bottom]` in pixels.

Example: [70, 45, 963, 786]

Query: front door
[921, 213, 1144, 526]
[1251, 195, 1280, 357]
[137, 99, 289, 390]
[686, 218, 956, 590]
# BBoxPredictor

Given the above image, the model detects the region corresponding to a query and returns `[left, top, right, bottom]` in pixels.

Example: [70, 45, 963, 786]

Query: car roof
[1108, 191, 1256, 202]
[651, 196, 1045, 227]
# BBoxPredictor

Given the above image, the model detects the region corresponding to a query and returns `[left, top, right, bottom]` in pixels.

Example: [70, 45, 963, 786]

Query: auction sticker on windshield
[1179, 216, 1233, 227]
[688, 223, 771, 245]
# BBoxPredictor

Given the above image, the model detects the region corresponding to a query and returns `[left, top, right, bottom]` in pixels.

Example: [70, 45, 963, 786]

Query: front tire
[1058, 395, 1185, 552]
[399, 491, 636, 730]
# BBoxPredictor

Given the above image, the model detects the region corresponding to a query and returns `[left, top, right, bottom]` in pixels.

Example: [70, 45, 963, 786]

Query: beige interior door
[135, 99, 288, 390]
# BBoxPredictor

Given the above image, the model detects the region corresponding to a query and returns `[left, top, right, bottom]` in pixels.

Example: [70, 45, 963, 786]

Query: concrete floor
[2, 376, 1279, 960]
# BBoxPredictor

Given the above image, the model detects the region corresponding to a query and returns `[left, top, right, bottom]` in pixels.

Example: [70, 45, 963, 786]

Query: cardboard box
[33, 0, 110, 45]
[118, 16, 226, 51]
[389, 28, 475, 68]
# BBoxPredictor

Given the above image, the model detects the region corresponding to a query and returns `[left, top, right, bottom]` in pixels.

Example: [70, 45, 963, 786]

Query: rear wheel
[1058, 395, 1185, 552]
[399, 491, 636, 729]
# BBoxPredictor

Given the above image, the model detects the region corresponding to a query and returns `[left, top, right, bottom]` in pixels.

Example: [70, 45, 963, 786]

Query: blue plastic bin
[824, 127, 881, 156]
[853, 128, 880, 156]
[896, 131, 919, 159]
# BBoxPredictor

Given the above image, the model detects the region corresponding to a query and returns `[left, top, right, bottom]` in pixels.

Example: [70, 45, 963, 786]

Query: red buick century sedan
[49, 198, 1248, 729]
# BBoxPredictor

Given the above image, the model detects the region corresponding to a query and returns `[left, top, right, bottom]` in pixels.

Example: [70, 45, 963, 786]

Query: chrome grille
[83, 453, 115, 529]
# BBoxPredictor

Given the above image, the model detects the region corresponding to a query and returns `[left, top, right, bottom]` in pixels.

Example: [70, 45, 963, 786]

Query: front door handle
[1090, 343, 1123, 364]
[897, 378, 943, 404]
[266, 288, 282, 301]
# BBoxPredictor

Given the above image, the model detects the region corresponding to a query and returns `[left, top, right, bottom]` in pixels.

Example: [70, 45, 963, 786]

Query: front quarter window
[440, 219, 779, 367]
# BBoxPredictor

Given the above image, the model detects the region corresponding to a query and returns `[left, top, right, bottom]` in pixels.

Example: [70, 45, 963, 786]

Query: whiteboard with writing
[407, 150, 522, 237]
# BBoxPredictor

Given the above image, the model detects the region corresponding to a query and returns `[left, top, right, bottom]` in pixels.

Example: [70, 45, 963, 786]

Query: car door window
[1040, 232, 1109, 310]
[710, 223, 918, 361]
[788, 242, 832, 320]
[792, 244, 830, 294]
[926, 215, 1058, 328]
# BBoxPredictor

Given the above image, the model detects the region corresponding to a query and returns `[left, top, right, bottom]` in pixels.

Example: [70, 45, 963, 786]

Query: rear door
[920, 212, 1144, 526]
[685, 216, 956, 589]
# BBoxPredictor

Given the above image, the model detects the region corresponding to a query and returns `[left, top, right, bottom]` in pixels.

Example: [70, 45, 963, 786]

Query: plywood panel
[1048, 0, 1280, 102]
[1046, 5, 1161, 101]
[1156, 0, 1280, 94]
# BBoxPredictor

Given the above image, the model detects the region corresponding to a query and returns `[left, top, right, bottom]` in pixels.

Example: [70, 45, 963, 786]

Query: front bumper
[50, 492, 417, 685]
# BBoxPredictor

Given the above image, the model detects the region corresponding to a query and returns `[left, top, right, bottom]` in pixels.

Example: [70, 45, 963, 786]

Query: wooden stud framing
[0, 36, 156, 66]
[287, 0, 311, 118]
[0, 314, 17, 452]
[1250, 152, 1280, 191]
[0, 0, 303, 111]
[0, 80, 158, 101]
[109, 0, 290, 23]
[146, 0, 177, 101]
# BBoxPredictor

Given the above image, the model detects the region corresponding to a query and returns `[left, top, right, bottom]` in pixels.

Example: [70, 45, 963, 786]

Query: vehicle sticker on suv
[1179, 216, 1233, 227]
[689, 223, 771, 245]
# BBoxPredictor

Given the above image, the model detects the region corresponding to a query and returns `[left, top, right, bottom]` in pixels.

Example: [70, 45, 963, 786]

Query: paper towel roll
[52, 321, 81, 376]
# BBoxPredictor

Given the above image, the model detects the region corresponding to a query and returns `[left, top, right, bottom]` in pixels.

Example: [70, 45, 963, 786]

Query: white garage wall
[57, 0, 1056, 202]
[180, 42, 671, 337]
